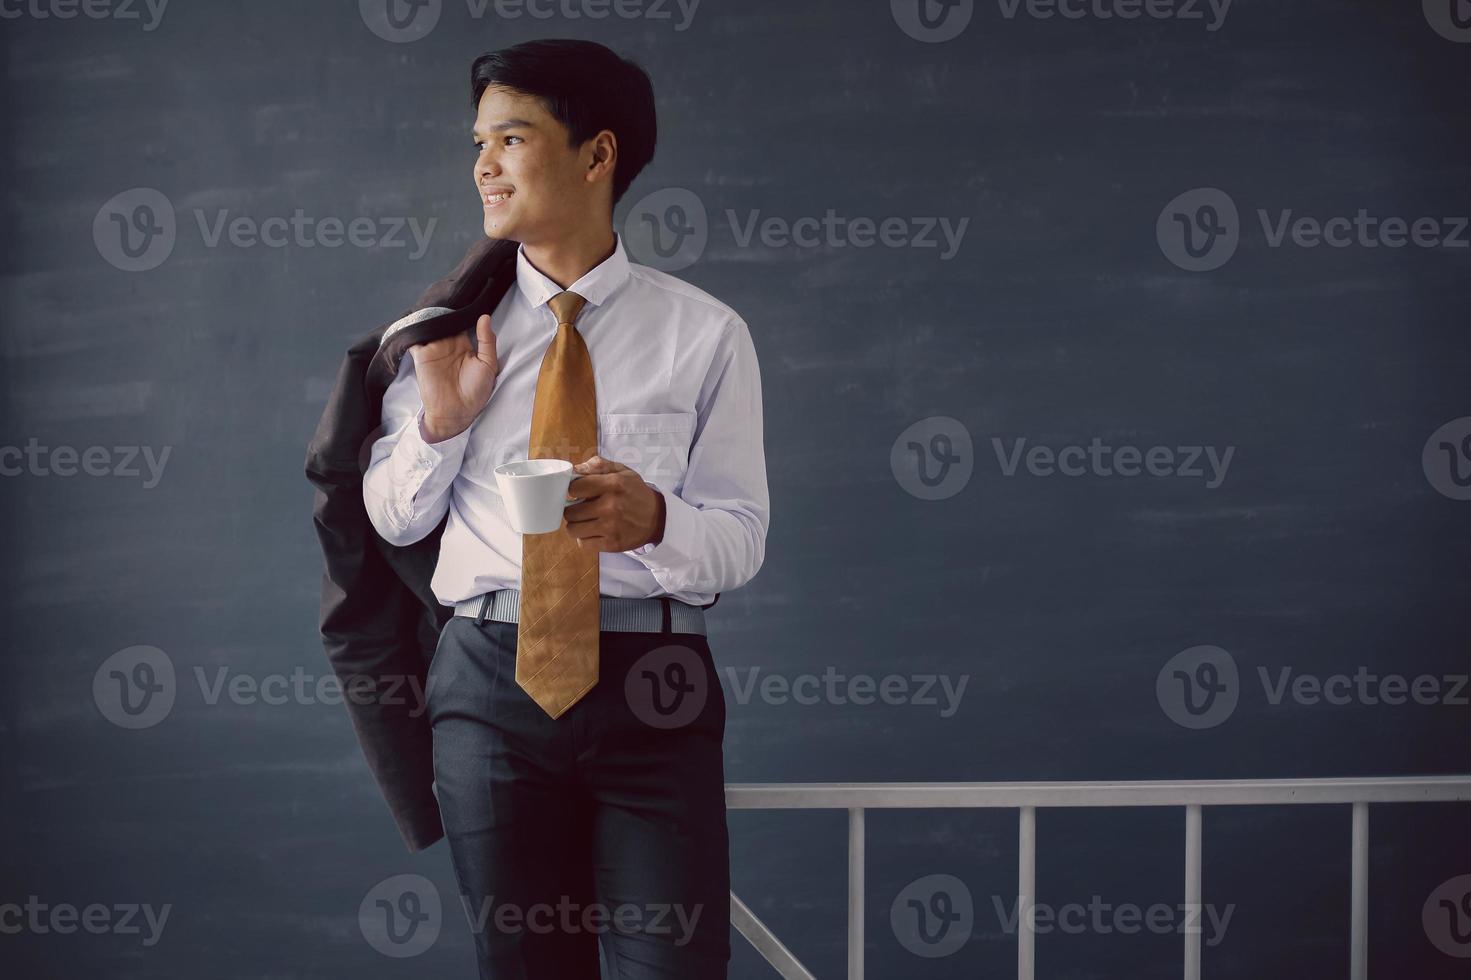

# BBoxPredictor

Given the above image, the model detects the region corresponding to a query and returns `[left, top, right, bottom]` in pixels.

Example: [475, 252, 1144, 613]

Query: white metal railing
[724, 776, 1471, 980]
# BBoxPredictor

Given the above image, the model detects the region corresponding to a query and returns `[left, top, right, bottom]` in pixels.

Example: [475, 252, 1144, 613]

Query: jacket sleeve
[306, 334, 445, 854]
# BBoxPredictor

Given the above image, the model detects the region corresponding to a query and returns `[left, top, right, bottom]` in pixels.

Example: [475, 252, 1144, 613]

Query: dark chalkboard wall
[1, 1, 1468, 977]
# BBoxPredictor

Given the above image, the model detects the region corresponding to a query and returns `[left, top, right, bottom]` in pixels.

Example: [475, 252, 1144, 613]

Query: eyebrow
[472, 118, 537, 139]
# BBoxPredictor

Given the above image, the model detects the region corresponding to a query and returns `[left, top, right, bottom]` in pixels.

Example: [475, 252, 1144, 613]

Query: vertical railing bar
[1184, 803, 1202, 980]
[1018, 805, 1036, 980]
[1351, 802, 1368, 980]
[848, 806, 864, 980]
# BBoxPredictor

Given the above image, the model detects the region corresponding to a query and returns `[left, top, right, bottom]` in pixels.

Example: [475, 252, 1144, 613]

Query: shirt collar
[514, 232, 631, 315]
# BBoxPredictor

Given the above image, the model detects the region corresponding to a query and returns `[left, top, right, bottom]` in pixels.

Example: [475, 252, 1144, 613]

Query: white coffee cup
[494, 458, 582, 534]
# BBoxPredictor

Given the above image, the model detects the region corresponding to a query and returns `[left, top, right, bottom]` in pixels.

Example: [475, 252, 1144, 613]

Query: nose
[474, 146, 500, 182]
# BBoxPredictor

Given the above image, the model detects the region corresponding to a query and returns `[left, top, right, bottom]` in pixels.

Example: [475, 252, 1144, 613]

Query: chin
[484, 219, 514, 240]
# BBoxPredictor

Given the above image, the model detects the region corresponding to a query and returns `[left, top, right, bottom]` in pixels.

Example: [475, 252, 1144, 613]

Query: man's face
[472, 85, 599, 244]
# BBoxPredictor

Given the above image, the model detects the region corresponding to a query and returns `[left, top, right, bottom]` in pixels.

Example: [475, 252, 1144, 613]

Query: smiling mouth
[483, 190, 513, 210]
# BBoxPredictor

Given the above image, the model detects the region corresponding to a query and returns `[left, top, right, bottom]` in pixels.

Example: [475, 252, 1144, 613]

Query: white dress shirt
[362, 233, 769, 608]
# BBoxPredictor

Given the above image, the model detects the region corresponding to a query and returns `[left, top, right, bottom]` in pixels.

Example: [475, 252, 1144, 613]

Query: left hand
[564, 455, 666, 553]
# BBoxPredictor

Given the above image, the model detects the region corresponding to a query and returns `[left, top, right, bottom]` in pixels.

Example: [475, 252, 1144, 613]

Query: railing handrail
[725, 775, 1471, 979]
[725, 775, 1471, 809]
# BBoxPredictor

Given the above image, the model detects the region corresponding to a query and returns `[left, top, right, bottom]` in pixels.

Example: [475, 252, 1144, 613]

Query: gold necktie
[517, 290, 600, 719]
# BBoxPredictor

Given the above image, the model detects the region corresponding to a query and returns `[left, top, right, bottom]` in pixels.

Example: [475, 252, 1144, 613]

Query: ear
[587, 129, 618, 181]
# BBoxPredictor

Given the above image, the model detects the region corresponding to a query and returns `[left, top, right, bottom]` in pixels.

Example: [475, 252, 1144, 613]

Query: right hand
[410, 314, 499, 443]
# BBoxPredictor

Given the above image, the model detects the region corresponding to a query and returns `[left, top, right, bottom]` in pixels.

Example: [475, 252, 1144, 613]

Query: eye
[503, 135, 522, 146]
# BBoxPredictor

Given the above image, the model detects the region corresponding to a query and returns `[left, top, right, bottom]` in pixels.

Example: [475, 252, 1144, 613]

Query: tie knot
[548, 290, 587, 326]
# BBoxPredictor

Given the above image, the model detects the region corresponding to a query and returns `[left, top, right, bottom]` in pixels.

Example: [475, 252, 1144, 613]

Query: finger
[474, 314, 497, 366]
[409, 335, 455, 364]
[568, 473, 620, 499]
[573, 454, 624, 474]
[564, 499, 599, 521]
[565, 517, 606, 539]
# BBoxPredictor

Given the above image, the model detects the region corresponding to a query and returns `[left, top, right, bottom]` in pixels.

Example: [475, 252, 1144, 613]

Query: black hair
[470, 39, 657, 208]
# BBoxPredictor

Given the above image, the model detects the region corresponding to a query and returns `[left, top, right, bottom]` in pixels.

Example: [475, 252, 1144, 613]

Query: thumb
[473, 314, 496, 362]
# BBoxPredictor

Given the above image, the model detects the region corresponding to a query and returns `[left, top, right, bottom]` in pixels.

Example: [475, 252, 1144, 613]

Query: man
[361, 39, 769, 979]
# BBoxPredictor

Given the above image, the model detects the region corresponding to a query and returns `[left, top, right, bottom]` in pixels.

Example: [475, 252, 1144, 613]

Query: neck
[522, 223, 617, 291]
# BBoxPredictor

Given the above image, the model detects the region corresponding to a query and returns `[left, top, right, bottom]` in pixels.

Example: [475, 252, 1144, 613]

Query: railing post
[1351, 802, 1368, 980]
[1184, 803, 1202, 980]
[1018, 806, 1036, 980]
[848, 807, 864, 980]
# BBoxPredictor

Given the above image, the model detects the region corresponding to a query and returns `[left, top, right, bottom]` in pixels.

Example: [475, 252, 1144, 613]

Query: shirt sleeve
[624, 316, 770, 595]
[362, 353, 471, 546]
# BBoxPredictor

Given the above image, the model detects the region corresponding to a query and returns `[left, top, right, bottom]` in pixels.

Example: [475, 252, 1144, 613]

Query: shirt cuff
[628, 486, 699, 569]
[404, 408, 472, 462]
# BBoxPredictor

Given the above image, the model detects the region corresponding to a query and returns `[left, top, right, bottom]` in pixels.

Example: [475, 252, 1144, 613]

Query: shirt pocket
[599, 412, 696, 493]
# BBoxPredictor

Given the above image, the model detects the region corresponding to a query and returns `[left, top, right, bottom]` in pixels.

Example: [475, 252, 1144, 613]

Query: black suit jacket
[304, 236, 518, 853]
